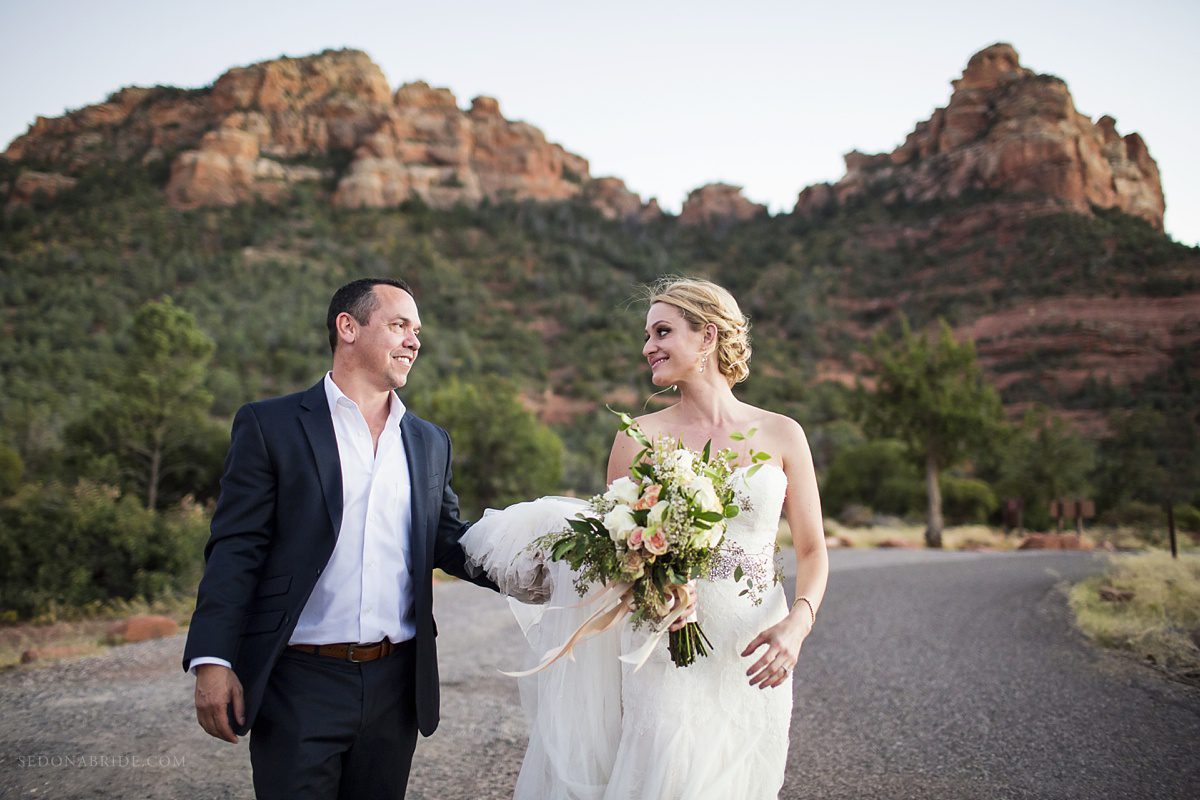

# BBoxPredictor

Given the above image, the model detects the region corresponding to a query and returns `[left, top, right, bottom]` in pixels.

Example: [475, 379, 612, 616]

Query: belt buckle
[346, 643, 364, 663]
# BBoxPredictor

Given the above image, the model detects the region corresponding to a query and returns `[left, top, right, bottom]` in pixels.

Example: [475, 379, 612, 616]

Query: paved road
[1, 549, 1197, 799]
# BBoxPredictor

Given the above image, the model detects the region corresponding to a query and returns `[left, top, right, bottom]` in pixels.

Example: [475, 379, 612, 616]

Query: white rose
[646, 500, 670, 528]
[669, 450, 698, 483]
[603, 476, 641, 506]
[686, 475, 722, 514]
[603, 506, 638, 543]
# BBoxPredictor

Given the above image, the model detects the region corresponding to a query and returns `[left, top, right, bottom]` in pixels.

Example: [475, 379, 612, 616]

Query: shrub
[1098, 500, 1163, 531]
[0, 480, 209, 620]
[0, 445, 22, 497]
[941, 475, 999, 524]
[821, 439, 922, 517]
[1175, 504, 1200, 534]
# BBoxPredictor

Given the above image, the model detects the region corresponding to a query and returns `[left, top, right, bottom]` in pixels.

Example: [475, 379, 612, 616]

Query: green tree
[991, 405, 1095, 531]
[407, 376, 564, 518]
[67, 298, 217, 509]
[855, 316, 1003, 547]
[1095, 407, 1200, 551]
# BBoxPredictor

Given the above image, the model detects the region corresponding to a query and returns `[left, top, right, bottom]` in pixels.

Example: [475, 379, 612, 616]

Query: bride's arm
[606, 429, 642, 484]
[742, 416, 830, 689]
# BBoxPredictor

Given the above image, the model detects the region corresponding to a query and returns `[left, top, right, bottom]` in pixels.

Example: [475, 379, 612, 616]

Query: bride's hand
[742, 613, 809, 689]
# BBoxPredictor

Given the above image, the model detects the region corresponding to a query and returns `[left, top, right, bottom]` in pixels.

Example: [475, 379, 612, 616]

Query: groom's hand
[195, 664, 245, 743]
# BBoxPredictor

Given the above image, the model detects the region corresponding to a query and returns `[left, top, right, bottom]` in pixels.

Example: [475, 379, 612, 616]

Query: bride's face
[643, 302, 708, 387]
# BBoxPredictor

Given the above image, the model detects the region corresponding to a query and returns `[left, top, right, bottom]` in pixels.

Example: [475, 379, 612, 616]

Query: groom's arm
[430, 428, 498, 591]
[184, 403, 279, 743]
[183, 403, 277, 670]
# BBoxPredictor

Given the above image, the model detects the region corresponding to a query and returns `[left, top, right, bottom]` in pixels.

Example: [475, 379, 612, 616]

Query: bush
[0, 480, 209, 620]
[1175, 504, 1200, 534]
[0, 444, 22, 497]
[941, 475, 999, 524]
[1098, 500, 1163, 532]
[821, 439, 922, 517]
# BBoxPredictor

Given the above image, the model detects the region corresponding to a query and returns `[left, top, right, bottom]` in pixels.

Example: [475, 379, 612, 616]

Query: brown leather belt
[287, 639, 409, 663]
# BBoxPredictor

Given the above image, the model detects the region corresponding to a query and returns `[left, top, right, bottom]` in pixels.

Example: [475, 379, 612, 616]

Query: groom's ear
[335, 312, 359, 346]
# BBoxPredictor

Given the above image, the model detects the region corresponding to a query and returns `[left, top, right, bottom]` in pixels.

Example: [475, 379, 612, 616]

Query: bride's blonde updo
[647, 277, 752, 386]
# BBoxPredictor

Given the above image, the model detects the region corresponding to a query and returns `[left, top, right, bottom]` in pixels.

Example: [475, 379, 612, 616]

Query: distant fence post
[1167, 503, 1178, 559]
[1003, 497, 1024, 537]
[1073, 498, 1095, 541]
[1049, 499, 1063, 533]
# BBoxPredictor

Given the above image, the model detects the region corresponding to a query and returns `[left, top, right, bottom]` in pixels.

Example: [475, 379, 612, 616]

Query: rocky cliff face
[795, 44, 1165, 229]
[679, 183, 766, 228]
[3, 49, 648, 218]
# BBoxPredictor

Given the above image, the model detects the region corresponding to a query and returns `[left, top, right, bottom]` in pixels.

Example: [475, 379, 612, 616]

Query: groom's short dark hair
[327, 277, 414, 353]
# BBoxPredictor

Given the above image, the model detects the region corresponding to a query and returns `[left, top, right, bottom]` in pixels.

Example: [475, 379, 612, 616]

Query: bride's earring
[699, 353, 709, 373]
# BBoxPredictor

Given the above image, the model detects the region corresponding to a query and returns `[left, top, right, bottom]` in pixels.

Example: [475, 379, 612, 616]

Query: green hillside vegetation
[1, 157, 1197, 616]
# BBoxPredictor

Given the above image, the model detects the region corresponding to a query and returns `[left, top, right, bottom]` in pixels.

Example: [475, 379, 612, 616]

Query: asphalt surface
[1, 549, 1197, 799]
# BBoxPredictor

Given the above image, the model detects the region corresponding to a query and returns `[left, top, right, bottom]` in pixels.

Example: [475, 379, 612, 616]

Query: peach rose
[620, 550, 645, 580]
[632, 483, 663, 511]
[627, 526, 645, 550]
[643, 528, 669, 556]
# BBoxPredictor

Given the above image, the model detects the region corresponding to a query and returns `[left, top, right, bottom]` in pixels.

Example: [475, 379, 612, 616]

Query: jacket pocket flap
[256, 575, 292, 598]
[241, 610, 285, 636]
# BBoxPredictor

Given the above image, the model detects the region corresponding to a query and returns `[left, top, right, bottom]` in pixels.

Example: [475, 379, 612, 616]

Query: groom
[183, 277, 496, 798]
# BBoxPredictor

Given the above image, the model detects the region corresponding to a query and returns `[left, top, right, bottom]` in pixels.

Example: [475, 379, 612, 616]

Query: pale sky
[3, 0, 1197, 245]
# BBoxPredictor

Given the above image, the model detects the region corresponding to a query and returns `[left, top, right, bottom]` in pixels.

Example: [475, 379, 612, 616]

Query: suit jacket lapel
[299, 379, 344, 536]
[401, 413, 429, 578]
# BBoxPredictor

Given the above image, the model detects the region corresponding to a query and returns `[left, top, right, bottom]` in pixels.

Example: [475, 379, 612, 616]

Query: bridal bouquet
[539, 411, 769, 668]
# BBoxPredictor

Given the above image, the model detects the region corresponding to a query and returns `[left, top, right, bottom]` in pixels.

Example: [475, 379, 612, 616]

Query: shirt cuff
[189, 657, 233, 675]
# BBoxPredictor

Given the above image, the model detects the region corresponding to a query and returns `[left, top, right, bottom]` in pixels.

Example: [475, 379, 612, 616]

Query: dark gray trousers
[249, 642, 419, 800]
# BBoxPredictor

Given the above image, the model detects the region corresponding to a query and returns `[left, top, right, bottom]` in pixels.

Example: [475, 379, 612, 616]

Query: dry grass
[1069, 551, 1200, 685]
[802, 520, 1198, 554]
[787, 519, 1021, 551]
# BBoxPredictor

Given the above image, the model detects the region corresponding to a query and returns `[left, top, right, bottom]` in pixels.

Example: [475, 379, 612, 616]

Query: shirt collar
[323, 372, 407, 427]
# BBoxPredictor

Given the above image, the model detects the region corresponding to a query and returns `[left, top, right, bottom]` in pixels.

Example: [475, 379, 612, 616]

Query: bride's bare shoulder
[758, 408, 805, 436]
[747, 408, 812, 472]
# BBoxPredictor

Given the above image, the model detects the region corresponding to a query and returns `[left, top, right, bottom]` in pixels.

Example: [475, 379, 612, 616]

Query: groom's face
[357, 284, 422, 390]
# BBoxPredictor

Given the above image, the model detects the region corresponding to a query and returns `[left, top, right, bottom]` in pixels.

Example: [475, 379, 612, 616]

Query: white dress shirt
[189, 373, 415, 673]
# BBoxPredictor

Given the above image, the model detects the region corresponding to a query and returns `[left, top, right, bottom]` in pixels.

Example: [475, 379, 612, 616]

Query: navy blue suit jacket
[182, 378, 495, 737]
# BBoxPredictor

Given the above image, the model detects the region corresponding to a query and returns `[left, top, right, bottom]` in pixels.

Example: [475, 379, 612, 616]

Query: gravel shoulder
[1, 549, 1197, 799]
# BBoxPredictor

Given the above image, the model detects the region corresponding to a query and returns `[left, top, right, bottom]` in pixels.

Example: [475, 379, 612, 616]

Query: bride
[462, 277, 829, 799]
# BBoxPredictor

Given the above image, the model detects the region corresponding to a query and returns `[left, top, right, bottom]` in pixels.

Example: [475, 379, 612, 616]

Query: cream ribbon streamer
[503, 581, 693, 677]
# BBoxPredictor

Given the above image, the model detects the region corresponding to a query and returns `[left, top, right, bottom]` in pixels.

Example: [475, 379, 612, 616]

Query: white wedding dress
[461, 464, 793, 800]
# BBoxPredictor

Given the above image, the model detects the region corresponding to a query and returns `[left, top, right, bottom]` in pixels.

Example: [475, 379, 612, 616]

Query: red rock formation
[3, 49, 650, 218]
[105, 614, 179, 643]
[679, 183, 766, 227]
[584, 176, 646, 220]
[1017, 533, 1093, 551]
[4, 85, 213, 172]
[795, 43, 1165, 229]
[4, 170, 78, 211]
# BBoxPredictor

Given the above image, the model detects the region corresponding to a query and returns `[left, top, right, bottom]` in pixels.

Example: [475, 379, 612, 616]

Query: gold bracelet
[792, 596, 816, 627]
